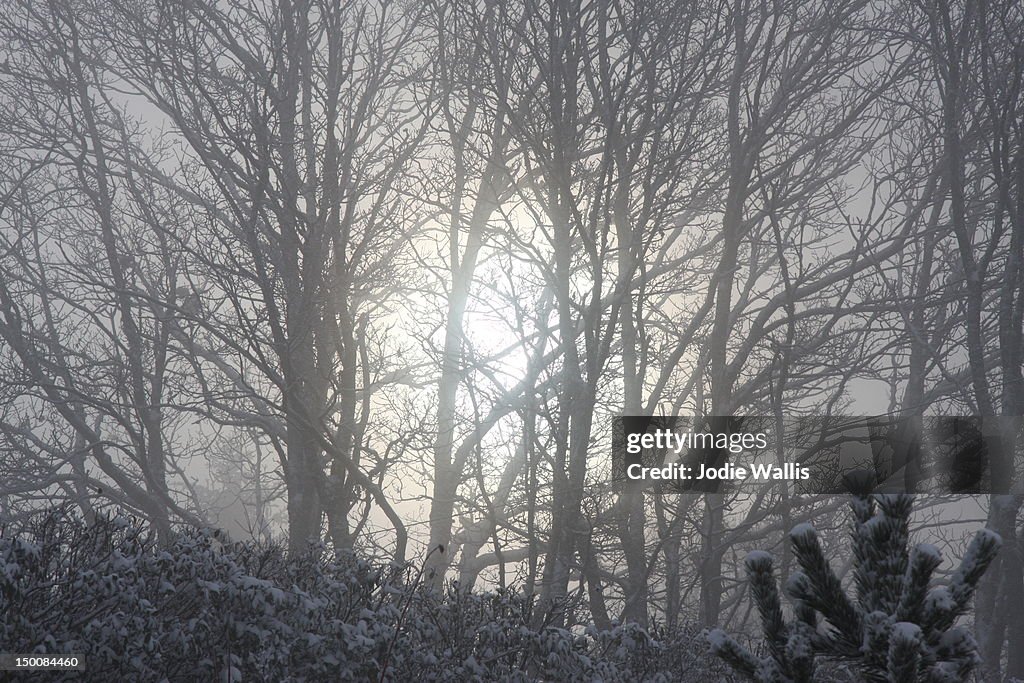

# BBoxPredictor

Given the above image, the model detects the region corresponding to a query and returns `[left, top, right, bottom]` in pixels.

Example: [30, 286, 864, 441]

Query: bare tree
[0, 2, 209, 538]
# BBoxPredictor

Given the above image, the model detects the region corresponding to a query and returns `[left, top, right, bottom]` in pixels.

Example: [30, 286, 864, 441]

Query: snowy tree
[709, 484, 1001, 682]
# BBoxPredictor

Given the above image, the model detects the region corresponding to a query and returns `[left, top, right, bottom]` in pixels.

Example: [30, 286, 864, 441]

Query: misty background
[1, 0, 1022, 679]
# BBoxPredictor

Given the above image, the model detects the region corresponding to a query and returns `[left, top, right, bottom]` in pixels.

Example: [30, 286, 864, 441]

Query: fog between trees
[1, 0, 1022, 678]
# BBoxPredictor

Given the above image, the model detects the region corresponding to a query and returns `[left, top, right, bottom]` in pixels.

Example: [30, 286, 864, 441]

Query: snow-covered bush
[708, 488, 1001, 682]
[0, 509, 724, 681]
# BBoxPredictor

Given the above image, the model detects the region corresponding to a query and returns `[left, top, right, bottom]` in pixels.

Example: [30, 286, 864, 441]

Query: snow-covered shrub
[0, 509, 725, 682]
[708, 488, 1001, 682]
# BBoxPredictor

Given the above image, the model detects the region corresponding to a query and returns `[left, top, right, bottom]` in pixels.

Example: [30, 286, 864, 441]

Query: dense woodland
[1, 0, 1023, 679]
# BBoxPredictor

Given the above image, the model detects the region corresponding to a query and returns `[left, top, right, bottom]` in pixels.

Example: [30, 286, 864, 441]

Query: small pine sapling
[709, 484, 1001, 682]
